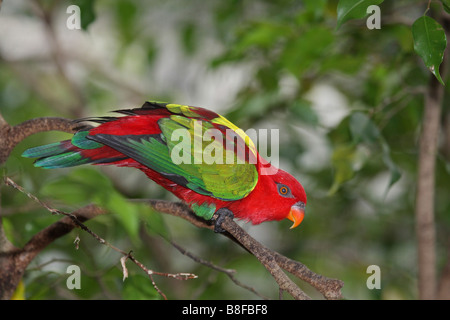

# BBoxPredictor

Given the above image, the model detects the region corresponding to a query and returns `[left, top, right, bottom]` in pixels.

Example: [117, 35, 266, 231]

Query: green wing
[90, 114, 258, 201]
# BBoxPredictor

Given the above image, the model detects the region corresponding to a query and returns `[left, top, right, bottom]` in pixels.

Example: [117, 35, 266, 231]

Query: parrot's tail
[22, 131, 126, 169]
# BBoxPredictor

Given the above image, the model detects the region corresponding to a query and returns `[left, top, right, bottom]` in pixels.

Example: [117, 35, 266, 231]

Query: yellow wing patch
[211, 115, 257, 159]
[166, 104, 201, 118]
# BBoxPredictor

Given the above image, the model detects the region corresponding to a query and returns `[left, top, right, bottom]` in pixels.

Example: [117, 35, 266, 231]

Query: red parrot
[22, 102, 307, 231]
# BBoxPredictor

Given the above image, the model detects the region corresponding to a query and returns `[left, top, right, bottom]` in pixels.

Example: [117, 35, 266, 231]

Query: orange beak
[287, 203, 305, 229]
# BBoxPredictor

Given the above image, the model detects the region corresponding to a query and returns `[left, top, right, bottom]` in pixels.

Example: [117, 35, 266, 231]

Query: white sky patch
[305, 83, 349, 129]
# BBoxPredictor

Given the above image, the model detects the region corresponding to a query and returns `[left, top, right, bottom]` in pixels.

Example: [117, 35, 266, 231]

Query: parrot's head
[271, 168, 307, 229]
[244, 163, 306, 229]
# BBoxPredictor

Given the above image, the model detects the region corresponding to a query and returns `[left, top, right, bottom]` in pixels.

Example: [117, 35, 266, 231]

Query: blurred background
[0, 0, 449, 299]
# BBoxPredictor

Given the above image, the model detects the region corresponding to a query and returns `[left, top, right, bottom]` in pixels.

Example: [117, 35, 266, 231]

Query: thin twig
[217, 215, 312, 300]
[170, 240, 269, 299]
[147, 199, 344, 300]
[4, 177, 197, 300]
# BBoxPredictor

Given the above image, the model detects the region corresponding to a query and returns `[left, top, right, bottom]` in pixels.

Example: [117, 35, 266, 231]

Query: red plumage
[23, 102, 307, 229]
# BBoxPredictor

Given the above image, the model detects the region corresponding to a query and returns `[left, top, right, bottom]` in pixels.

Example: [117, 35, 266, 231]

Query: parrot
[22, 101, 307, 232]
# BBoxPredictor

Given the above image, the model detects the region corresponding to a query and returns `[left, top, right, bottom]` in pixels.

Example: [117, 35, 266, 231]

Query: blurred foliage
[1, 0, 449, 300]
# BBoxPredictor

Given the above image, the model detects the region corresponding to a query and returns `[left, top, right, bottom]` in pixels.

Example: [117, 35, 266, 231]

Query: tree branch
[414, 13, 450, 300]
[2, 177, 198, 300]
[218, 215, 312, 300]
[0, 203, 103, 299]
[147, 199, 344, 300]
[0, 117, 76, 165]
[169, 240, 270, 299]
[0, 114, 79, 299]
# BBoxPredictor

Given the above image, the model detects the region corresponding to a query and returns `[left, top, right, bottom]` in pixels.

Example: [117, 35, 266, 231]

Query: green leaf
[238, 22, 290, 50]
[290, 99, 319, 127]
[181, 22, 198, 55]
[381, 141, 401, 196]
[141, 206, 171, 240]
[41, 168, 140, 240]
[441, 0, 450, 14]
[122, 275, 162, 300]
[115, 0, 137, 43]
[349, 113, 401, 193]
[349, 112, 380, 144]
[41, 168, 112, 205]
[336, 0, 384, 29]
[412, 16, 447, 85]
[282, 26, 334, 75]
[77, 0, 97, 30]
[320, 53, 365, 74]
[105, 192, 140, 241]
[328, 144, 358, 195]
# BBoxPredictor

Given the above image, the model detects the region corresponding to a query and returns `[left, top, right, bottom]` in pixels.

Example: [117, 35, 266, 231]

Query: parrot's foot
[213, 208, 234, 233]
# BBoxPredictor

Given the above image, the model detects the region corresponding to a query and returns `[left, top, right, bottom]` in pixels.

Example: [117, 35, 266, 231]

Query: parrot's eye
[276, 183, 293, 198]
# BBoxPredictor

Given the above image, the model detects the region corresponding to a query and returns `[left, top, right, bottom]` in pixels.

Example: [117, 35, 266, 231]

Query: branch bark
[148, 200, 344, 300]
[0, 117, 76, 164]
[0, 204, 104, 299]
[0, 114, 81, 299]
[415, 72, 441, 300]
[414, 14, 450, 300]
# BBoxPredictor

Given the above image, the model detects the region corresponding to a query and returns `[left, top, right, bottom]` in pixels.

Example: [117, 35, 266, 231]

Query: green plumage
[190, 202, 217, 220]
[34, 152, 90, 169]
[22, 131, 100, 169]
[22, 142, 66, 159]
[156, 115, 258, 201]
[22, 102, 259, 202]
[71, 131, 103, 149]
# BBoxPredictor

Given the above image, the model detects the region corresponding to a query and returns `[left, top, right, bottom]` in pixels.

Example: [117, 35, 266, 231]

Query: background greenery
[0, 0, 449, 299]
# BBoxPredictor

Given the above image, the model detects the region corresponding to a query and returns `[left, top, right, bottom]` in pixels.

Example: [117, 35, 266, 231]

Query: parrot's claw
[213, 208, 234, 233]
